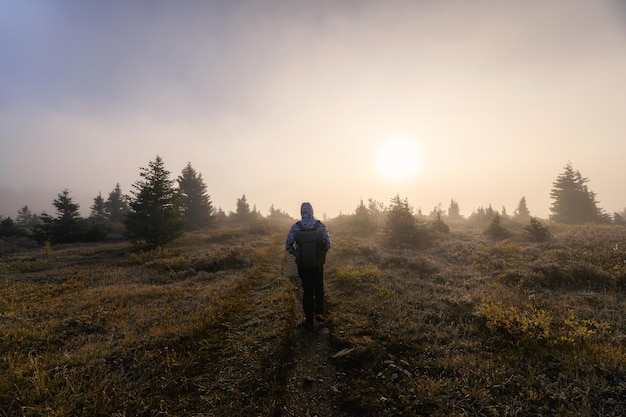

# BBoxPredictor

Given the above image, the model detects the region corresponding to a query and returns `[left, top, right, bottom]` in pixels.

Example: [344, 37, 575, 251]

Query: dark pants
[298, 266, 324, 322]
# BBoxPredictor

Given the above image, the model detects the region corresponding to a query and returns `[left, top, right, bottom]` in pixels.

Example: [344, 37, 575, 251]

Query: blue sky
[1, 0, 625, 219]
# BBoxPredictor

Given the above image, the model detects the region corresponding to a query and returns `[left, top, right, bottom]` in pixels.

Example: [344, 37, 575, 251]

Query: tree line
[1, 159, 624, 248]
[0, 156, 293, 248]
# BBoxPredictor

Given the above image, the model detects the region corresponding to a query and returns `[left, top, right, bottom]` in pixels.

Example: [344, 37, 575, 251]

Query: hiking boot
[302, 318, 314, 329]
[315, 313, 325, 323]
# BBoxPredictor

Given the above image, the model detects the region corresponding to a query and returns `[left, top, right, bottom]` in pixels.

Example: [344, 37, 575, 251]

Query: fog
[1, 1, 625, 220]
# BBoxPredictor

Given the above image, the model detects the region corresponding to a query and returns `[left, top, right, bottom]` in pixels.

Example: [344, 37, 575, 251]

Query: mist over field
[2, 1, 626, 219]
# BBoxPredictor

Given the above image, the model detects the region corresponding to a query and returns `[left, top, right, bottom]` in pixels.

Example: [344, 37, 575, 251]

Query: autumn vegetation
[1, 159, 625, 416]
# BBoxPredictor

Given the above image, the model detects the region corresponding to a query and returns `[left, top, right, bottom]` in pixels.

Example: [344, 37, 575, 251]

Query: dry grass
[1, 220, 625, 416]
[325, 221, 626, 416]
[0, 224, 295, 416]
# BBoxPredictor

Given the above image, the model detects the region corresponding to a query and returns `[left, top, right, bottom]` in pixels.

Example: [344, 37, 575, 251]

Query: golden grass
[0, 224, 294, 416]
[325, 221, 626, 416]
[1, 220, 625, 416]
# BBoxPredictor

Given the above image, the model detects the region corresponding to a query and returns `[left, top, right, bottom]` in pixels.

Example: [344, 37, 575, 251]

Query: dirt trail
[280, 256, 347, 417]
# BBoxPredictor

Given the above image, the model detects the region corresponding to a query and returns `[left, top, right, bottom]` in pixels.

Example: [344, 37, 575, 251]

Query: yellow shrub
[372, 284, 397, 299]
[560, 310, 611, 345]
[43, 241, 52, 256]
[477, 301, 551, 344]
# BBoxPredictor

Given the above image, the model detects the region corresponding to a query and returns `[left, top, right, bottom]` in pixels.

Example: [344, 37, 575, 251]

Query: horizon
[0, 157, 615, 221]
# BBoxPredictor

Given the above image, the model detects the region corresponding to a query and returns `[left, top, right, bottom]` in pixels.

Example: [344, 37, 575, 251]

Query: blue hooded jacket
[285, 202, 331, 256]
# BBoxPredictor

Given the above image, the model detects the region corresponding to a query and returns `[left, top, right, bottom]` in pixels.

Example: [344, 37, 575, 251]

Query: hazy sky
[2, 0, 625, 220]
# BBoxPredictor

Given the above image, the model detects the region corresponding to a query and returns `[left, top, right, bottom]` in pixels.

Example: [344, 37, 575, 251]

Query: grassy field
[1, 219, 625, 416]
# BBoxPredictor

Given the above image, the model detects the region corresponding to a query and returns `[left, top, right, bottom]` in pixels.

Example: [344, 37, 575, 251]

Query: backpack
[294, 220, 326, 268]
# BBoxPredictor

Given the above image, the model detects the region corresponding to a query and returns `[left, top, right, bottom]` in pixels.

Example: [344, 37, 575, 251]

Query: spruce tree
[549, 163, 605, 224]
[367, 198, 385, 215]
[125, 156, 183, 246]
[268, 204, 292, 222]
[16, 206, 34, 226]
[524, 217, 552, 242]
[177, 162, 213, 230]
[430, 210, 450, 234]
[352, 199, 377, 234]
[385, 195, 419, 246]
[214, 207, 227, 221]
[469, 205, 496, 224]
[614, 209, 626, 225]
[84, 192, 109, 241]
[105, 183, 129, 224]
[447, 199, 462, 221]
[16, 205, 40, 231]
[38, 189, 85, 243]
[513, 196, 531, 222]
[90, 193, 107, 221]
[234, 194, 252, 220]
[485, 205, 496, 220]
[0, 217, 23, 238]
[484, 212, 510, 240]
[469, 207, 487, 224]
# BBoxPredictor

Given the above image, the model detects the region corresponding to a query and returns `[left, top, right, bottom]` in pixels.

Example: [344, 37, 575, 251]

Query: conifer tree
[125, 156, 183, 246]
[352, 199, 377, 234]
[485, 205, 496, 220]
[513, 196, 531, 222]
[16, 205, 40, 229]
[354, 199, 369, 217]
[81, 193, 109, 242]
[549, 163, 606, 224]
[214, 207, 227, 221]
[0, 217, 23, 238]
[484, 212, 510, 240]
[367, 198, 385, 215]
[385, 195, 419, 246]
[16, 206, 32, 226]
[430, 210, 450, 234]
[177, 162, 213, 230]
[268, 204, 292, 222]
[524, 217, 552, 242]
[447, 199, 462, 221]
[38, 189, 85, 243]
[469, 207, 487, 223]
[90, 193, 107, 221]
[234, 194, 252, 220]
[614, 209, 626, 226]
[104, 183, 129, 224]
[469, 205, 496, 224]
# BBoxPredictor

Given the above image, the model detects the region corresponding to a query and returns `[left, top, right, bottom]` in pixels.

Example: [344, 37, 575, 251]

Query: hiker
[285, 202, 331, 329]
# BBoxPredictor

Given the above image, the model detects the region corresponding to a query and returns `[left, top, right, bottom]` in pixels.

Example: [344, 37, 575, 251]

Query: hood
[300, 202, 314, 220]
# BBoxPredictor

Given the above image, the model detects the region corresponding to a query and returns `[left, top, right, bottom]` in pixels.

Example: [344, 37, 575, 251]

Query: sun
[376, 137, 420, 180]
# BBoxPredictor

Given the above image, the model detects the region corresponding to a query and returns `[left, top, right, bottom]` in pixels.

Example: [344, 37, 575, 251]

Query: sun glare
[376, 138, 420, 180]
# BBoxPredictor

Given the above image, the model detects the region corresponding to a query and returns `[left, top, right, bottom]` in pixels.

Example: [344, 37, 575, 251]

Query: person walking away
[285, 202, 331, 329]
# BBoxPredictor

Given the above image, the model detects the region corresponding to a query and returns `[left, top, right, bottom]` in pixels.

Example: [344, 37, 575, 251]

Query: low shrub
[477, 301, 612, 349]
[559, 310, 611, 345]
[477, 301, 552, 345]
